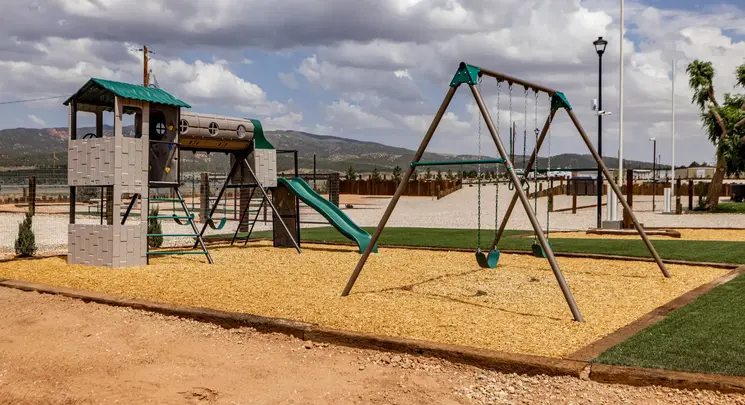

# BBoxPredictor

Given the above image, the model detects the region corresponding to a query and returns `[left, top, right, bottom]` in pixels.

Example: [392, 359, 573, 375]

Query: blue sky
[1, 0, 744, 166]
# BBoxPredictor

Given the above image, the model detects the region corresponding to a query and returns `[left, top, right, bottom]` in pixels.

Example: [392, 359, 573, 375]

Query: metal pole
[313, 153, 317, 190]
[470, 84, 583, 322]
[671, 58, 676, 200]
[193, 157, 243, 247]
[244, 158, 301, 253]
[342, 86, 458, 296]
[618, 0, 625, 212]
[652, 140, 656, 211]
[492, 111, 556, 248]
[566, 109, 670, 278]
[597, 51, 603, 229]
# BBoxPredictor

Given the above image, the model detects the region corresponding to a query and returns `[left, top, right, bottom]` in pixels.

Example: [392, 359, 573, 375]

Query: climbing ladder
[230, 185, 266, 245]
[147, 185, 213, 263]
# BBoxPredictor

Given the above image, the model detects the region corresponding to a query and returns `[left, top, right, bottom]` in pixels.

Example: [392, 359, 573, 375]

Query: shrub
[148, 206, 163, 248]
[14, 209, 37, 257]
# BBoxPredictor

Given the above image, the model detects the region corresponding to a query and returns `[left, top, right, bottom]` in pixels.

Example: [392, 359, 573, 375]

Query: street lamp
[593, 36, 608, 229]
[650, 137, 657, 211]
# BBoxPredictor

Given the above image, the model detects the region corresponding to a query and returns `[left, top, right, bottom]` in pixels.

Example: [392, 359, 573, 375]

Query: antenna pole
[143, 45, 151, 87]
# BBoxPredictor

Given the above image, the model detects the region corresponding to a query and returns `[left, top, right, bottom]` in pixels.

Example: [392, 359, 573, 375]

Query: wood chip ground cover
[0, 242, 728, 358]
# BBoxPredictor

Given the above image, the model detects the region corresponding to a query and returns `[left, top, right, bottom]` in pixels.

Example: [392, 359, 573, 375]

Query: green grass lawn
[594, 272, 745, 376]
[214, 227, 745, 264]
[693, 201, 745, 214]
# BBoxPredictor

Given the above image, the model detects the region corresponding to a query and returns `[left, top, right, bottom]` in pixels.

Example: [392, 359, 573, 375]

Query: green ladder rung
[147, 251, 208, 255]
[149, 198, 185, 202]
[147, 234, 199, 237]
[148, 215, 194, 219]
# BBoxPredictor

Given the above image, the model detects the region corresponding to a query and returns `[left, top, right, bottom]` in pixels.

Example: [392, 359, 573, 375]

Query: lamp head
[593, 36, 608, 55]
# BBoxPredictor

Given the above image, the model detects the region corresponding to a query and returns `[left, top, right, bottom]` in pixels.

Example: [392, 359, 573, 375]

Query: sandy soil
[0, 243, 728, 358]
[1, 287, 744, 405]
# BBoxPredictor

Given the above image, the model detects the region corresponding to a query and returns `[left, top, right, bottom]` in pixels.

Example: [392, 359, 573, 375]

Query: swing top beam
[451, 62, 560, 98]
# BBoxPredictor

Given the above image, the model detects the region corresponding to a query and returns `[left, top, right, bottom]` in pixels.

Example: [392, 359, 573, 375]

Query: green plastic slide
[278, 177, 377, 254]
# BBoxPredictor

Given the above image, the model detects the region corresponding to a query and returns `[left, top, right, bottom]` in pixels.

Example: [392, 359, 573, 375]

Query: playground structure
[342, 62, 671, 322]
[63, 78, 374, 267]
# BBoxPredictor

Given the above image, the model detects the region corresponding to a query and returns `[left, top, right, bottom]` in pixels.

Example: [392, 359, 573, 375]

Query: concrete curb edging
[2, 279, 745, 394]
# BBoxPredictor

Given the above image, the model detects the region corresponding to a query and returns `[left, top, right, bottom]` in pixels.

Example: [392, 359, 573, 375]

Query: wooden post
[676, 177, 682, 214]
[623, 168, 634, 229]
[28, 176, 36, 215]
[688, 179, 693, 211]
[571, 181, 577, 214]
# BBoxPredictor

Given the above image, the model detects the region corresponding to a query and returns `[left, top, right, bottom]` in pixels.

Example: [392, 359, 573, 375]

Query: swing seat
[531, 241, 552, 258]
[207, 217, 228, 230]
[475, 248, 500, 269]
[173, 217, 190, 226]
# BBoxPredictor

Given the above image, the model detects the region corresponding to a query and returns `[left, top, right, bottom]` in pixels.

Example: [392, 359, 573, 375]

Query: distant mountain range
[0, 126, 667, 173]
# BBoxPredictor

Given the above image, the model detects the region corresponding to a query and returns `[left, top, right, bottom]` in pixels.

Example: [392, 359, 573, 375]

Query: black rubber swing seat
[475, 248, 500, 269]
[531, 241, 552, 258]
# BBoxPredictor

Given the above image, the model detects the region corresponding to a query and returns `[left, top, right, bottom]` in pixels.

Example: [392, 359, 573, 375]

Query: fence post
[571, 182, 577, 214]
[328, 173, 340, 207]
[676, 177, 682, 214]
[28, 176, 36, 215]
[623, 168, 634, 229]
[688, 180, 693, 211]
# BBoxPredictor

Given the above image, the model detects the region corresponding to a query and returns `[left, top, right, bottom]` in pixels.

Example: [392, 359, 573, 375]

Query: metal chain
[476, 75, 483, 249]
[495, 81, 501, 233]
[546, 94, 553, 236]
[532, 91, 539, 242]
[509, 84, 514, 164]
[522, 87, 528, 172]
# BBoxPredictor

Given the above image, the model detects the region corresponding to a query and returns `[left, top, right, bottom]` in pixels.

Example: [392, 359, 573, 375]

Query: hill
[0, 126, 665, 173]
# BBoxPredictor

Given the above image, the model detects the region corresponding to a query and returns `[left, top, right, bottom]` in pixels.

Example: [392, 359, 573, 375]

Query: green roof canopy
[63, 78, 190, 109]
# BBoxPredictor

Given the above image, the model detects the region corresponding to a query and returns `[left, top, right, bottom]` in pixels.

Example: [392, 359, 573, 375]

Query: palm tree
[736, 64, 745, 129]
[686, 60, 730, 210]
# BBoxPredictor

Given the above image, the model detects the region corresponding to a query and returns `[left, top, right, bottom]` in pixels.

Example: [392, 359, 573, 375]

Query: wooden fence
[340, 179, 462, 199]
[536, 180, 735, 198]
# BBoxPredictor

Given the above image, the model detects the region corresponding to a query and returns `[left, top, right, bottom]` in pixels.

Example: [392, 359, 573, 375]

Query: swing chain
[522, 87, 528, 171]
[476, 75, 483, 250]
[546, 94, 553, 236]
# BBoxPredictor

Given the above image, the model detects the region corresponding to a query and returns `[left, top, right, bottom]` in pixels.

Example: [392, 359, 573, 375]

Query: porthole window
[155, 122, 166, 137]
[236, 125, 246, 138]
[179, 119, 189, 134]
[208, 122, 219, 136]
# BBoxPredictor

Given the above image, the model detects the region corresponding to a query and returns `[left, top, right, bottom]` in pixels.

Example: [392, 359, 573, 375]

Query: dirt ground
[0, 244, 728, 358]
[1, 287, 744, 405]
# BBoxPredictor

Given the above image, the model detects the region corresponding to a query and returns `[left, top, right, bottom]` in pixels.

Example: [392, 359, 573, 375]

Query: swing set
[341, 62, 671, 322]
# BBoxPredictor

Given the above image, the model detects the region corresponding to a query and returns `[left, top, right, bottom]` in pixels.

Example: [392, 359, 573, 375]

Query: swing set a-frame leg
[468, 83, 584, 322]
[342, 86, 458, 297]
[491, 110, 556, 249]
[564, 109, 670, 278]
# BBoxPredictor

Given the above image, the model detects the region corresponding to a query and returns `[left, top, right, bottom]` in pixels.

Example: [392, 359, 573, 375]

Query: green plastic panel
[551, 92, 572, 111]
[250, 119, 274, 150]
[411, 158, 506, 167]
[64, 78, 191, 107]
[449, 63, 481, 87]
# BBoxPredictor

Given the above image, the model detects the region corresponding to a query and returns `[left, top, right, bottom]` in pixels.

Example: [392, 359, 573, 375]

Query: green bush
[148, 206, 163, 248]
[14, 210, 37, 257]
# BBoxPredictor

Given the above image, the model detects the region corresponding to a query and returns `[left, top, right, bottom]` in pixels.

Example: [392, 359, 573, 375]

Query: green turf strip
[593, 272, 745, 376]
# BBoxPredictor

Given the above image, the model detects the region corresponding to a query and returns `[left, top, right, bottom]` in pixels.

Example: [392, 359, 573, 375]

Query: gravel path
[1, 287, 743, 404]
[2, 185, 742, 255]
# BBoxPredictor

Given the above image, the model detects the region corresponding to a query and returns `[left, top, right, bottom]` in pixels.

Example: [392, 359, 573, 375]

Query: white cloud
[28, 114, 45, 127]
[264, 112, 304, 130]
[278, 72, 300, 89]
[324, 100, 395, 130]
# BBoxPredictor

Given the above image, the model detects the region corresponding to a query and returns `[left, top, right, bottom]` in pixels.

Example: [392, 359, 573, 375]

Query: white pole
[617, 0, 625, 218]
[671, 58, 676, 197]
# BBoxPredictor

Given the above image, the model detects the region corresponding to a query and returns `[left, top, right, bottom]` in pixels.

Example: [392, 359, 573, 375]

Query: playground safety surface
[0, 242, 728, 358]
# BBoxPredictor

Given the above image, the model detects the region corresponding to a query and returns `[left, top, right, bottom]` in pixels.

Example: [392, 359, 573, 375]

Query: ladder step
[148, 215, 194, 219]
[150, 198, 185, 202]
[147, 251, 209, 256]
[147, 234, 199, 237]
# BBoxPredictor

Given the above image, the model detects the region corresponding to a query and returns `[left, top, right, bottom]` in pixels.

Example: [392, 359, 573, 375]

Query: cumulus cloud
[0, 0, 744, 165]
[28, 114, 45, 127]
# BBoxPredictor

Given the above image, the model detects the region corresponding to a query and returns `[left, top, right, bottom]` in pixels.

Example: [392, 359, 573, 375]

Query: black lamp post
[593, 36, 607, 229]
[650, 137, 657, 211]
